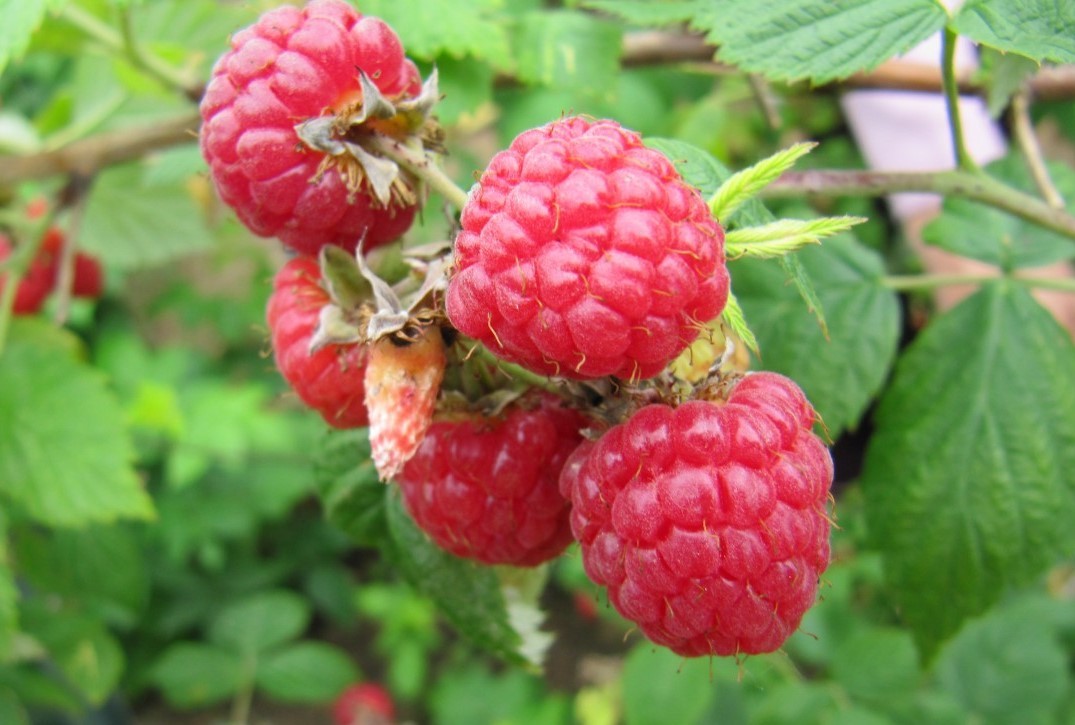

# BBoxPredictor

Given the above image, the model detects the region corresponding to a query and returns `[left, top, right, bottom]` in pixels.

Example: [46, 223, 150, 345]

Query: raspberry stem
[364, 134, 470, 211]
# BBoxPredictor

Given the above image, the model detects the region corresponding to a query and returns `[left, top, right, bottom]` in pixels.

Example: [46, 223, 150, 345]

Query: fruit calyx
[295, 69, 442, 210]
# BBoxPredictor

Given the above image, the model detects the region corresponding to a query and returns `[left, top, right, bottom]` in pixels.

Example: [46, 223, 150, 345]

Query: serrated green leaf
[385, 492, 529, 666]
[0, 320, 154, 526]
[954, 0, 1075, 64]
[725, 216, 866, 259]
[354, 0, 512, 69]
[710, 142, 816, 222]
[695, 0, 947, 84]
[15, 524, 148, 629]
[208, 590, 311, 655]
[0, 0, 67, 77]
[513, 11, 621, 95]
[81, 161, 212, 270]
[733, 236, 900, 436]
[315, 428, 387, 548]
[923, 154, 1075, 268]
[936, 597, 1068, 723]
[255, 642, 358, 703]
[644, 137, 774, 228]
[150, 643, 243, 708]
[579, 0, 703, 26]
[861, 283, 1075, 658]
[622, 645, 717, 725]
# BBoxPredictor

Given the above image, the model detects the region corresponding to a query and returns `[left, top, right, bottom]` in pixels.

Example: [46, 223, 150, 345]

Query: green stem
[59, 4, 199, 99]
[1011, 91, 1066, 208]
[882, 273, 1075, 294]
[366, 135, 470, 211]
[942, 27, 978, 172]
[0, 219, 53, 357]
[881, 273, 996, 291]
[763, 168, 1075, 241]
[469, 343, 566, 397]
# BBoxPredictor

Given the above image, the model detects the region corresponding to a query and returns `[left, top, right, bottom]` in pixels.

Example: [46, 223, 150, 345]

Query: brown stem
[0, 110, 200, 186]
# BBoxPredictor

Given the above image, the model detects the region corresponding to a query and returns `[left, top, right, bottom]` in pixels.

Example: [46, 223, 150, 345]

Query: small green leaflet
[644, 137, 774, 228]
[733, 235, 900, 437]
[861, 283, 1075, 659]
[384, 491, 539, 668]
[0, 320, 154, 526]
[923, 153, 1075, 268]
[150, 643, 243, 708]
[695, 0, 947, 84]
[954, 0, 1075, 64]
[709, 142, 816, 223]
[255, 642, 359, 703]
[207, 590, 311, 657]
[724, 216, 866, 259]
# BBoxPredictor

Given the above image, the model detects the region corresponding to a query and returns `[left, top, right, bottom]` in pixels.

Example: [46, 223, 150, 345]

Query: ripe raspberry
[332, 683, 395, 725]
[39, 227, 105, 299]
[446, 116, 729, 381]
[267, 256, 369, 428]
[0, 234, 56, 315]
[398, 394, 585, 566]
[200, 0, 421, 256]
[365, 324, 447, 481]
[560, 372, 833, 657]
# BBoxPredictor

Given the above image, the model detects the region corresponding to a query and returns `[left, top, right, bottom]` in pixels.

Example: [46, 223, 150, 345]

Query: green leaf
[0, 320, 154, 526]
[208, 590, 311, 656]
[0, 516, 15, 660]
[923, 154, 1075, 268]
[725, 216, 866, 259]
[81, 161, 213, 270]
[384, 492, 529, 666]
[733, 236, 900, 436]
[15, 524, 148, 628]
[0, 0, 66, 76]
[936, 597, 1068, 723]
[22, 609, 124, 707]
[861, 283, 1075, 657]
[695, 0, 947, 83]
[255, 642, 359, 703]
[778, 253, 828, 337]
[353, 0, 512, 69]
[621, 645, 718, 725]
[721, 291, 759, 356]
[0, 689, 27, 725]
[315, 428, 387, 548]
[830, 628, 920, 703]
[513, 11, 622, 95]
[644, 137, 774, 228]
[954, 0, 1075, 64]
[979, 47, 1039, 118]
[150, 643, 243, 708]
[709, 142, 816, 222]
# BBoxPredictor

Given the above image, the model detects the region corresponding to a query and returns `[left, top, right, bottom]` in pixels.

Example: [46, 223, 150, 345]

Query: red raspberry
[199, 0, 421, 256]
[560, 372, 833, 657]
[446, 116, 729, 381]
[266, 256, 369, 428]
[398, 394, 587, 566]
[0, 234, 56, 315]
[332, 683, 395, 725]
[71, 252, 104, 299]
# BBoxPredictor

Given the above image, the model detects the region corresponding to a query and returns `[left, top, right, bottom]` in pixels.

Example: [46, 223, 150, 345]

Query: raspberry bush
[2, 1, 1075, 723]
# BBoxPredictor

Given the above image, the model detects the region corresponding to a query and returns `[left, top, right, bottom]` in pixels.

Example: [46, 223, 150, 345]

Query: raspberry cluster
[0, 227, 103, 315]
[447, 116, 730, 381]
[560, 373, 833, 657]
[205, 2, 834, 664]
